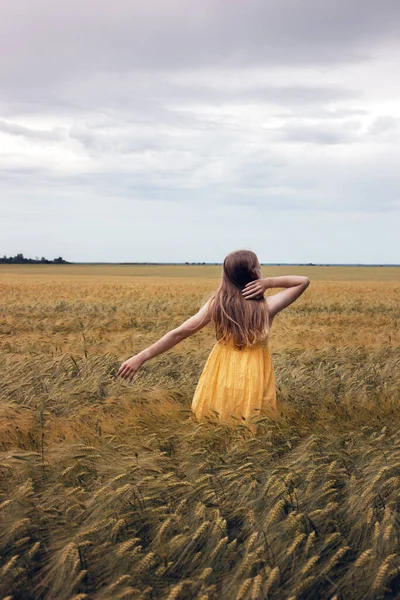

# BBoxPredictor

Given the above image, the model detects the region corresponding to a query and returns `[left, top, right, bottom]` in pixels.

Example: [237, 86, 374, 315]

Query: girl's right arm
[117, 301, 211, 382]
[242, 275, 310, 321]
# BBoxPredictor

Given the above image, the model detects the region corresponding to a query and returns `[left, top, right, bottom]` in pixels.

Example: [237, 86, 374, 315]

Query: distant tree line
[0, 253, 69, 264]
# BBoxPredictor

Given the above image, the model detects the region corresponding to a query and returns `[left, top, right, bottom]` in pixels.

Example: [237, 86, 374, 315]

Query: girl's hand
[117, 355, 144, 382]
[242, 278, 269, 299]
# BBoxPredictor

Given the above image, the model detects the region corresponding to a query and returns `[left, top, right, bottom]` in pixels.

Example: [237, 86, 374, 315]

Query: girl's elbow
[172, 328, 190, 342]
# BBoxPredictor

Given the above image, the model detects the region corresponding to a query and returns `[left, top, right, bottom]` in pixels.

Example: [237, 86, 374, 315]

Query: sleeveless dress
[191, 336, 277, 432]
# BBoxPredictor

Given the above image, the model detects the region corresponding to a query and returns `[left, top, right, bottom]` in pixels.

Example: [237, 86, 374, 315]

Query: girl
[117, 249, 310, 433]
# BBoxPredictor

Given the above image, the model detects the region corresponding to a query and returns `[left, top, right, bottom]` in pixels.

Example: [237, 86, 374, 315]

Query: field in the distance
[1, 265, 400, 600]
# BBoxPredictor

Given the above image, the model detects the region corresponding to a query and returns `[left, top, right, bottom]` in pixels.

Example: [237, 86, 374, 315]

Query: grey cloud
[369, 116, 399, 134]
[276, 121, 362, 145]
[83, 77, 362, 110]
[0, 119, 64, 141]
[1, 0, 400, 96]
[60, 74, 363, 158]
[2, 72, 362, 118]
[2, 141, 399, 216]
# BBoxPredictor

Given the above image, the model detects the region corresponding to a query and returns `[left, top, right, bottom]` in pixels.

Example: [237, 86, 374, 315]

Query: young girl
[117, 249, 310, 433]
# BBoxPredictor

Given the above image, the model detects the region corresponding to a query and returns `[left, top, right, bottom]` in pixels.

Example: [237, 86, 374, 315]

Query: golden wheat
[1, 265, 400, 599]
[291, 575, 315, 597]
[250, 573, 262, 600]
[1, 555, 19, 576]
[208, 536, 229, 562]
[265, 499, 286, 528]
[199, 567, 213, 580]
[167, 582, 185, 599]
[320, 546, 350, 576]
[372, 553, 398, 591]
[301, 554, 320, 576]
[264, 566, 280, 595]
[353, 548, 374, 569]
[286, 533, 307, 558]
[236, 577, 252, 600]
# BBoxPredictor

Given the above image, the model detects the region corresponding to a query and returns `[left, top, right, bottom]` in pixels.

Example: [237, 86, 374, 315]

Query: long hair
[206, 249, 270, 350]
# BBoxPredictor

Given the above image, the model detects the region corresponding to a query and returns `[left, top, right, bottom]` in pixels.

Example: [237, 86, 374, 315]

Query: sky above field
[1, 0, 400, 264]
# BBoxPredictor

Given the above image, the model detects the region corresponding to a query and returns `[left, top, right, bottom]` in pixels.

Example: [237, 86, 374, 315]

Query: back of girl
[117, 249, 310, 434]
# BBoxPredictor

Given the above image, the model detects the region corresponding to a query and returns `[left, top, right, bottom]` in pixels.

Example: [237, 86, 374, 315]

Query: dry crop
[0, 264, 399, 600]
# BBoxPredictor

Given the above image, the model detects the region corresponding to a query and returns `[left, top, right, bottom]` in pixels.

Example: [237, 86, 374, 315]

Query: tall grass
[0, 266, 399, 599]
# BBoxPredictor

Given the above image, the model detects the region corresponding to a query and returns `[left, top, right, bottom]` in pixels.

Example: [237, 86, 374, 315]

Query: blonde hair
[205, 249, 270, 350]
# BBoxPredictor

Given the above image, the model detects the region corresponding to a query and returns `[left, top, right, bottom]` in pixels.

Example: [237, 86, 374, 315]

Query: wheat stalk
[199, 567, 213, 581]
[9, 517, 30, 536]
[383, 524, 394, 543]
[292, 575, 315, 597]
[116, 539, 140, 557]
[236, 577, 252, 600]
[167, 582, 184, 599]
[264, 566, 280, 595]
[327, 460, 338, 475]
[1, 555, 19, 576]
[251, 573, 262, 600]
[286, 533, 307, 558]
[208, 536, 229, 562]
[27, 541, 41, 559]
[324, 532, 341, 547]
[237, 552, 257, 578]
[302, 531, 315, 557]
[0, 499, 12, 511]
[136, 551, 156, 575]
[366, 507, 374, 524]
[353, 548, 373, 569]
[320, 546, 350, 576]
[301, 554, 320, 576]
[266, 499, 285, 528]
[372, 553, 398, 591]
[245, 532, 259, 553]
[156, 517, 175, 541]
[192, 521, 211, 541]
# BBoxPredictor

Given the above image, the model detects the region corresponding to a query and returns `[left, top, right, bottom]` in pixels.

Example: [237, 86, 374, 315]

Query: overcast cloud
[1, 0, 399, 263]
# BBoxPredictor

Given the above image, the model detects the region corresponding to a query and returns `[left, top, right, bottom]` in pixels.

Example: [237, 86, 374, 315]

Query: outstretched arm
[117, 301, 211, 381]
[242, 275, 310, 322]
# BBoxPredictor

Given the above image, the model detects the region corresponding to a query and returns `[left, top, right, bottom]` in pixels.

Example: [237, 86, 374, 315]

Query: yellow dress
[191, 336, 277, 431]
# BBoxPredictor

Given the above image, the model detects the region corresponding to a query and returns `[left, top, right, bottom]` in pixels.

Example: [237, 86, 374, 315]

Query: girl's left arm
[117, 301, 211, 381]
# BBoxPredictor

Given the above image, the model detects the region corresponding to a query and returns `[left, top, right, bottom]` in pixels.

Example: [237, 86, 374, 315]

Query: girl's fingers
[119, 365, 133, 379]
[128, 370, 138, 382]
[243, 286, 261, 297]
[117, 364, 138, 381]
[243, 283, 257, 291]
[244, 282, 260, 291]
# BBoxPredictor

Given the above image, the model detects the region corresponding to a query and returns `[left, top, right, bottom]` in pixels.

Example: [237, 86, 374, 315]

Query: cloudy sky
[1, 0, 399, 263]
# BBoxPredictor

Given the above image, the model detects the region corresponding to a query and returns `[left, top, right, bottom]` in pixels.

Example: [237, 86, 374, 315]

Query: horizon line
[69, 262, 400, 266]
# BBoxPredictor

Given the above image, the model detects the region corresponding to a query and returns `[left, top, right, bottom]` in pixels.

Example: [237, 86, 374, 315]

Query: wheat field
[0, 264, 400, 600]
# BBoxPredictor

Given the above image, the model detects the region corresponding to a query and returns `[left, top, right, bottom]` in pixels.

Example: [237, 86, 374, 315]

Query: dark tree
[0, 254, 69, 264]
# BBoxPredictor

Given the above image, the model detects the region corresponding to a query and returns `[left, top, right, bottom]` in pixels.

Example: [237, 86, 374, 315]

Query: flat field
[0, 264, 400, 599]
